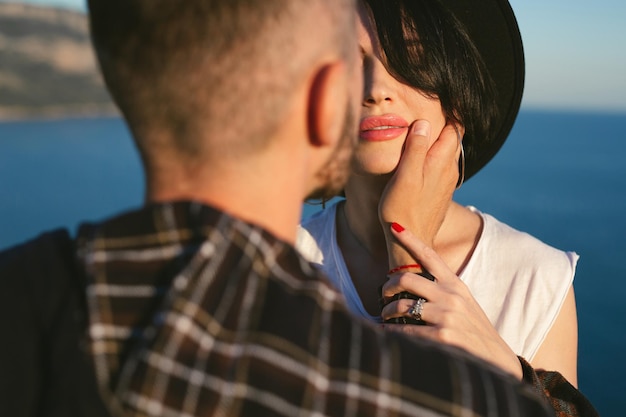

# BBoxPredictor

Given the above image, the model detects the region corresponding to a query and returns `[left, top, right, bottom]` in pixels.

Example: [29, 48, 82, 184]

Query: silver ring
[408, 298, 425, 321]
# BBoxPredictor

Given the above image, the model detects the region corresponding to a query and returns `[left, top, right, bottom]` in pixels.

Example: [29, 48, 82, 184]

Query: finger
[393, 120, 432, 181]
[425, 122, 461, 186]
[387, 225, 458, 284]
[432, 122, 463, 160]
[381, 271, 439, 301]
[380, 297, 426, 321]
[383, 323, 439, 340]
[404, 119, 435, 156]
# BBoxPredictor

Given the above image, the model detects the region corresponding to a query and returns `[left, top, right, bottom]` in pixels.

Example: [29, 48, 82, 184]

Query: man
[0, 1, 551, 416]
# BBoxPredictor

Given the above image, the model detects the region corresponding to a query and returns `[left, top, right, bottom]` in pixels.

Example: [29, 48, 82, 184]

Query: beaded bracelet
[387, 263, 422, 275]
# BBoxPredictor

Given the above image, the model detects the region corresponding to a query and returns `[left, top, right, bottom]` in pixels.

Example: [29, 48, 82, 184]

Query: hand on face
[378, 120, 461, 247]
[380, 225, 523, 380]
[359, 0, 457, 242]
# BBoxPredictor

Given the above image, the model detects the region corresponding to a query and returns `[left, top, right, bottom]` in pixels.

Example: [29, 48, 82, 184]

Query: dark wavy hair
[363, 0, 499, 176]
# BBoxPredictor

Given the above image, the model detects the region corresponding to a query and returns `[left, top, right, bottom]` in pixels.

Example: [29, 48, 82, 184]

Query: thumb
[395, 120, 432, 178]
[404, 119, 433, 155]
[410, 119, 433, 143]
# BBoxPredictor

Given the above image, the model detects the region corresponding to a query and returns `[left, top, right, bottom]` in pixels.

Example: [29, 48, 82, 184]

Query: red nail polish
[391, 222, 405, 233]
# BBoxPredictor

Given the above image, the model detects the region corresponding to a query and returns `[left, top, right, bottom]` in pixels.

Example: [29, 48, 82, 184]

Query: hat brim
[446, 0, 525, 180]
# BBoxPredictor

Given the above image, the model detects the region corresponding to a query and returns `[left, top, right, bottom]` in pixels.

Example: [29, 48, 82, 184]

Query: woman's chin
[350, 152, 400, 176]
[350, 161, 397, 177]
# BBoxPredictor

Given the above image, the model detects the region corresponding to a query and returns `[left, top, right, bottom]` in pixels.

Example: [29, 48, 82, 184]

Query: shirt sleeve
[518, 356, 599, 417]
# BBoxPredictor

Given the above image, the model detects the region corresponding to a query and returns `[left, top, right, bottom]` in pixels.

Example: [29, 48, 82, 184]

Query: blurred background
[1, 0, 624, 415]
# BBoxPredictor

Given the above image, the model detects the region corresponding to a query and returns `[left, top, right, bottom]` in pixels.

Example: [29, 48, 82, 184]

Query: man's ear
[307, 60, 348, 148]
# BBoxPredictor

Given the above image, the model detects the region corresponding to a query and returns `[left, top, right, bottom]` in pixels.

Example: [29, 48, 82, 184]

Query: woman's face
[352, 3, 446, 177]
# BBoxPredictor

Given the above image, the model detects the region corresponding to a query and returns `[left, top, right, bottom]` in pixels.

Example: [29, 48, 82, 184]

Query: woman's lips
[359, 115, 409, 142]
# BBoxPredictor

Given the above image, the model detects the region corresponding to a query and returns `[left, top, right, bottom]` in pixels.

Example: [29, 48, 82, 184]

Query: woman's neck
[336, 177, 391, 315]
[342, 176, 389, 260]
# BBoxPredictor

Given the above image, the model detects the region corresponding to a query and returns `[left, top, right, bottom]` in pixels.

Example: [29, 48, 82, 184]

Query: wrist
[385, 240, 416, 269]
[387, 263, 422, 275]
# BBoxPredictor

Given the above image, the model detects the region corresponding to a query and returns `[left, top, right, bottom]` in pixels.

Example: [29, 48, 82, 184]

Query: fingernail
[391, 222, 405, 233]
[411, 120, 430, 136]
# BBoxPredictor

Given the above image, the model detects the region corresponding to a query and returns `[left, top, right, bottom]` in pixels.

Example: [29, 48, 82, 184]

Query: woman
[297, 0, 578, 384]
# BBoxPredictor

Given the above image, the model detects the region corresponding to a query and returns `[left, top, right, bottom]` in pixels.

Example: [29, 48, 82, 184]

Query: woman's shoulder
[469, 206, 578, 269]
[464, 207, 578, 359]
[464, 206, 578, 315]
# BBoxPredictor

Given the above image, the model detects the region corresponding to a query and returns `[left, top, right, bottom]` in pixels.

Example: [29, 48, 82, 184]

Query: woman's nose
[363, 60, 395, 106]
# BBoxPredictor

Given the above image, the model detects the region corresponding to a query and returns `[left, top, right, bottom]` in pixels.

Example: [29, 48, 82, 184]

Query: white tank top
[296, 202, 578, 360]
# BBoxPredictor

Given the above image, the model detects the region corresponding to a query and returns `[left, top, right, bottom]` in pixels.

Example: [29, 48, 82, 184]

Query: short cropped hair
[363, 0, 498, 169]
[88, 0, 355, 160]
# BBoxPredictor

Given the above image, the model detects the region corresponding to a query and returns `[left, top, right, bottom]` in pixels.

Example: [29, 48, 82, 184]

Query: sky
[4, 0, 626, 113]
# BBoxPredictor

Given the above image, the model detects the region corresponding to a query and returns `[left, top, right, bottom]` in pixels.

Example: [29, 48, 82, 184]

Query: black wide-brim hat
[446, 0, 525, 180]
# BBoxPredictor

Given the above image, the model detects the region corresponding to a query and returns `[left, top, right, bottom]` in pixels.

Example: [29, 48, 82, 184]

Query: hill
[0, 2, 116, 120]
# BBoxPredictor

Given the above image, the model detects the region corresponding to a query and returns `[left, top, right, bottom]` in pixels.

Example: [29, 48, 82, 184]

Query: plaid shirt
[519, 358, 599, 417]
[75, 201, 551, 417]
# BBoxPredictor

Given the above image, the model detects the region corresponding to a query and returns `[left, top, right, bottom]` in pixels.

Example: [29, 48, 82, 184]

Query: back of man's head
[87, 0, 356, 165]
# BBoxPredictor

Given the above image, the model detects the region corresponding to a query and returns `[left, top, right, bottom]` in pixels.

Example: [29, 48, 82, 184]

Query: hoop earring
[454, 125, 465, 189]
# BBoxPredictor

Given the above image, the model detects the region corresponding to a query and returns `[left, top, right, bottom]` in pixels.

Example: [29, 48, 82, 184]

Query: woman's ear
[307, 60, 349, 148]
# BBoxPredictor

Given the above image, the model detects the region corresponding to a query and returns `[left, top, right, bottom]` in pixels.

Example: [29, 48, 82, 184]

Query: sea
[1, 110, 624, 415]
